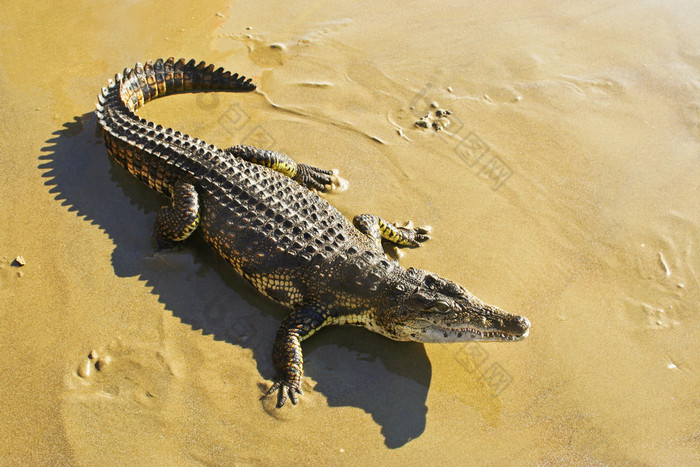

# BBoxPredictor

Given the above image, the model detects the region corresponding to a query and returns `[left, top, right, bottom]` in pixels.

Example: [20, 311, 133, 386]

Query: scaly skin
[96, 58, 531, 408]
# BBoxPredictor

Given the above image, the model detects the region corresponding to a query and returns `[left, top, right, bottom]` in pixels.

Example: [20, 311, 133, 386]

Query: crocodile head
[376, 267, 530, 343]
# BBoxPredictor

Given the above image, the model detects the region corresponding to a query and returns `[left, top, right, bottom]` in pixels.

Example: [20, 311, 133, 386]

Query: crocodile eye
[432, 301, 450, 313]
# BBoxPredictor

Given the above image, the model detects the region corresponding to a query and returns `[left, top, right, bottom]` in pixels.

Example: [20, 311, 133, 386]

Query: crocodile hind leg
[353, 214, 431, 248]
[225, 145, 334, 192]
[154, 180, 199, 250]
[265, 305, 328, 407]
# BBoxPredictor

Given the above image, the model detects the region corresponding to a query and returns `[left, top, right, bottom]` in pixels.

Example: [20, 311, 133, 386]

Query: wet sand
[1, 1, 699, 464]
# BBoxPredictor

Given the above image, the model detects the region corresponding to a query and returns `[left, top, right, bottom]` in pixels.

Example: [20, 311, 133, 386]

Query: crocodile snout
[510, 315, 531, 338]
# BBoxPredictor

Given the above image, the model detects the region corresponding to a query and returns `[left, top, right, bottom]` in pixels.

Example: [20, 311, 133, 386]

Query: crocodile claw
[294, 164, 334, 192]
[266, 381, 303, 408]
[395, 221, 432, 246]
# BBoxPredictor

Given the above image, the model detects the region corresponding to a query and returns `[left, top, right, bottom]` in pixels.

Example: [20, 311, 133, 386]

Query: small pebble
[14, 256, 25, 266]
[96, 355, 111, 371]
[432, 120, 449, 131]
[77, 360, 91, 378]
[415, 118, 429, 128]
[89, 350, 98, 360]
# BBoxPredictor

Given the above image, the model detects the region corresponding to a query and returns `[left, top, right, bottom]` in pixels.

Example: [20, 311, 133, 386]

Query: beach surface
[1, 1, 698, 464]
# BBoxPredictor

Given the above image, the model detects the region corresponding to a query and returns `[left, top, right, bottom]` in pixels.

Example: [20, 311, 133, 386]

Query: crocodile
[95, 58, 530, 408]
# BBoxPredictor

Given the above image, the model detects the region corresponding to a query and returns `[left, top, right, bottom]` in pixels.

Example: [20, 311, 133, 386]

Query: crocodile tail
[93, 58, 256, 194]
[114, 57, 256, 113]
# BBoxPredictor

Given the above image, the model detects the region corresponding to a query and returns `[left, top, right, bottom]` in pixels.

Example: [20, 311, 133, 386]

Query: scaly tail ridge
[95, 57, 256, 123]
[118, 57, 256, 112]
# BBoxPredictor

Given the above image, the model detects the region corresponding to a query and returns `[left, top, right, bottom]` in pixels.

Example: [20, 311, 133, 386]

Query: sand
[1, 0, 698, 464]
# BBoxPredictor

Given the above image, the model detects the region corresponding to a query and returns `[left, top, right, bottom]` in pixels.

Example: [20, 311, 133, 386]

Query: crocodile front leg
[353, 214, 431, 248]
[266, 305, 328, 407]
[225, 145, 334, 192]
[154, 180, 200, 250]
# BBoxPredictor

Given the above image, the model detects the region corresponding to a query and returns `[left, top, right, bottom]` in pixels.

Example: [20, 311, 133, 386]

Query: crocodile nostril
[504, 314, 530, 335]
[517, 316, 531, 333]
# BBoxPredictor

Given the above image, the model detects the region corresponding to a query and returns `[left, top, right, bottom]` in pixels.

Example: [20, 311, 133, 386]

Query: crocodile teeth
[446, 326, 522, 340]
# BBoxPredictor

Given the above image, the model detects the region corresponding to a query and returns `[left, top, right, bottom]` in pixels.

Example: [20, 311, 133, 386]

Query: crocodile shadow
[40, 112, 430, 448]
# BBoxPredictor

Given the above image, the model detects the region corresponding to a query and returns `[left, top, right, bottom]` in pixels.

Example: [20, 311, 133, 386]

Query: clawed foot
[293, 164, 334, 192]
[265, 380, 303, 408]
[393, 220, 431, 247]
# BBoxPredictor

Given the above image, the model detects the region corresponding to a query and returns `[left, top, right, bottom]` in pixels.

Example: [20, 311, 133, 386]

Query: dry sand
[1, 0, 698, 464]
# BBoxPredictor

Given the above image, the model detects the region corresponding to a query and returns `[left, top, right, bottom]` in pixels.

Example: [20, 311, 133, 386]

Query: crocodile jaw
[396, 314, 531, 343]
[418, 318, 530, 343]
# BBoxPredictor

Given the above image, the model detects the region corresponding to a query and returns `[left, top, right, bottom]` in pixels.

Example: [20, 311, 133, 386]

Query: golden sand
[1, 1, 698, 464]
